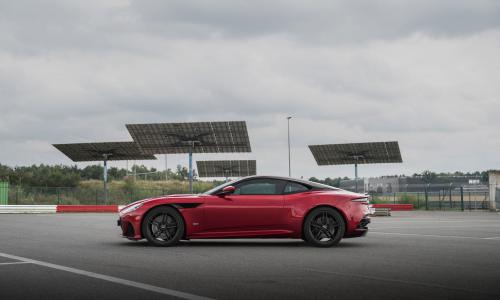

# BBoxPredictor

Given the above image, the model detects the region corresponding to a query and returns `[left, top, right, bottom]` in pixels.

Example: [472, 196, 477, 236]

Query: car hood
[120, 194, 204, 210]
[141, 193, 207, 205]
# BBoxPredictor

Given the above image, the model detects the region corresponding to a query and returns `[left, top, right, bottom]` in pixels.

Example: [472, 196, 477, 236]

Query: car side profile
[117, 176, 371, 247]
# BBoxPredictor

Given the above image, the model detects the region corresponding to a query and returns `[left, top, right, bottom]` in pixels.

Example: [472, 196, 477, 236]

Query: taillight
[351, 197, 369, 204]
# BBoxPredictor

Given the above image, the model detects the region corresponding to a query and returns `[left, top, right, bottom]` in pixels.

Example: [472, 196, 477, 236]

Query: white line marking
[371, 231, 500, 241]
[300, 267, 500, 296]
[0, 261, 31, 266]
[373, 224, 500, 229]
[0, 252, 214, 300]
[371, 232, 479, 239]
[374, 220, 500, 223]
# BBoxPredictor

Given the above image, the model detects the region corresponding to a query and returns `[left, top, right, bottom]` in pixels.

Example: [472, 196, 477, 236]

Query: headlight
[120, 202, 144, 214]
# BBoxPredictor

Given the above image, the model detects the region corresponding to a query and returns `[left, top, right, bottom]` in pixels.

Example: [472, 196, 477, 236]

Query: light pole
[102, 153, 110, 204]
[351, 155, 362, 193]
[287, 116, 292, 177]
[165, 154, 168, 181]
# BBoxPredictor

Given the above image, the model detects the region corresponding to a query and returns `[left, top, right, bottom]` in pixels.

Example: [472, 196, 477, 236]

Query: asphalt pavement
[1, 211, 500, 300]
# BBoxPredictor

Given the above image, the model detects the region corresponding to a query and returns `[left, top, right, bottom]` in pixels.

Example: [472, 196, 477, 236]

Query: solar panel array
[126, 121, 251, 154]
[53, 142, 157, 162]
[196, 160, 257, 178]
[309, 141, 402, 165]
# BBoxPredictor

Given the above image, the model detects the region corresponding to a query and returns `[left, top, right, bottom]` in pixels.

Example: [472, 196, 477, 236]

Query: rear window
[284, 182, 310, 194]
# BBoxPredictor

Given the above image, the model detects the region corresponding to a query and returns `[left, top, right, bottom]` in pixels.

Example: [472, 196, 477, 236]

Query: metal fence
[0, 183, 212, 205]
[339, 182, 492, 211]
[0, 182, 8, 205]
[0, 183, 495, 210]
[369, 189, 490, 210]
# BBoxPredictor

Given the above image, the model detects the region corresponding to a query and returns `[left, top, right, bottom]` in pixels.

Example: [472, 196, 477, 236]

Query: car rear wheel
[303, 207, 345, 247]
[142, 206, 184, 247]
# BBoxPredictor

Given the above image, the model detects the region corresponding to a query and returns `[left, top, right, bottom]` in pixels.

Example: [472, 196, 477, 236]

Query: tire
[142, 206, 184, 247]
[303, 207, 345, 247]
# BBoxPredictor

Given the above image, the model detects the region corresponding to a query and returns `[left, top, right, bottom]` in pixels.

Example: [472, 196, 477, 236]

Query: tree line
[0, 163, 491, 188]
[0, 164, 194, 187]
[309, 170, 489, 186]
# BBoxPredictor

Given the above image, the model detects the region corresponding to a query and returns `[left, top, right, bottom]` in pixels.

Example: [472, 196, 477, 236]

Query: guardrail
[0, 205, 123, 213]
[0, 205, 57, 214]
[372, 204, 413, 211]
[56, 205, 120, 213]
[373, 207, 391, 216]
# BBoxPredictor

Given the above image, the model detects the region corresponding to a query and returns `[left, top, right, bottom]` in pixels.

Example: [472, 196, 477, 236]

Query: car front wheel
[142, 206, 184, 247]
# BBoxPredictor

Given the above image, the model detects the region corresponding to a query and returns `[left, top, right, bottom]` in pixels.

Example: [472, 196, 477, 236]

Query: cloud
[1, 1, 499, 178]
[129, 0, 500, 41]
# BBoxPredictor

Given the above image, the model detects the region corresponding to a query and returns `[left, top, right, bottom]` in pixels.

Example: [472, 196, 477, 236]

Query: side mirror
[219, 185, 236, 196]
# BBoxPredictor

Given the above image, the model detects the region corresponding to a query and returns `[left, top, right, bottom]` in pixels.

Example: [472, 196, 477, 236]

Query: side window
[233, 179, 284, 195]
[284, 182, 310, 194]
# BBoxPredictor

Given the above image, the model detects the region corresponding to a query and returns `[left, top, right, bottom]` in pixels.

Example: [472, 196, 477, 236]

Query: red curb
[372, 204, 414, 211]
[56, 205, 119, 213]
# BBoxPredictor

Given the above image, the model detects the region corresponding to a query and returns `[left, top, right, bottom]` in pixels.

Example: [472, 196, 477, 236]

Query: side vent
[172, 203, 202, 209]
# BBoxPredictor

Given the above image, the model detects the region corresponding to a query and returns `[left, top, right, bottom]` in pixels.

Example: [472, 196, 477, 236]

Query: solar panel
[126, 121, 251, 154]
[196, 160, 257, 178]
[309, 141, 402, 165]
[53, 142, 157, 162]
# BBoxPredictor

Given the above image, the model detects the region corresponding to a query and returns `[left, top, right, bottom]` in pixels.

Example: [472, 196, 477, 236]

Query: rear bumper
[344, 215, 370, 238]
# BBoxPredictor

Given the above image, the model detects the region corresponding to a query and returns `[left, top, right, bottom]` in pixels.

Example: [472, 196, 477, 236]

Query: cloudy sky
[1, 0, 499, 179]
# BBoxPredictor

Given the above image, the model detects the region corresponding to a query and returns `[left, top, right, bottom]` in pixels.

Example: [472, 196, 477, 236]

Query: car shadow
[115, 239, 363, 248]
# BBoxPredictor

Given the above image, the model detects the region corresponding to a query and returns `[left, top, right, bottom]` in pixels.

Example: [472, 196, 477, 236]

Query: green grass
[8, 179, 222, 205]
[78, 178, 217, 193]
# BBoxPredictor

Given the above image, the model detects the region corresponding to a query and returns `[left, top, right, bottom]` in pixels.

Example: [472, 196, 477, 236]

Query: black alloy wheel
[303, 207, 345, 247]
[142, 206, 184, 247]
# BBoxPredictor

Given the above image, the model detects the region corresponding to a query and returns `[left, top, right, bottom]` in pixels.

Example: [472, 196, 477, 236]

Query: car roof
[235, 175, 339, 190]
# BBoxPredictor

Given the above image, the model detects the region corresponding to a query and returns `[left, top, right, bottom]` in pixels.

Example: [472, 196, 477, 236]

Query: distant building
[339, 175, 487, 193]
[338, 179, 365, 192]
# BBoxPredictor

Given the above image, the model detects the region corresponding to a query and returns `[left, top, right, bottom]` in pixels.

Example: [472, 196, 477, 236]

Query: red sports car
[117, 176, 371, 247]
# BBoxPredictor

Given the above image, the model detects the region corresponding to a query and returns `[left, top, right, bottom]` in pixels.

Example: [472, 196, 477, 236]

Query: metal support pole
[469, 191, 472, 211]
[425, 184, 429, 210]
[449, 183, 452, 209]
[188, 152, 193, 193]
[460, 186, 464, 211]
[165, 154, 168, 181]
[287, 116, 292, 177]
[103, 155, 108, 204]
[354, 163, 358, 193]
[439, 190, 442, 210]
[133, 160, 137, 181]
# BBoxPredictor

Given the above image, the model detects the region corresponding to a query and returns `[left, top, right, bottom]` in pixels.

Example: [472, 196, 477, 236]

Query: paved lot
[1, 211, 500, 300]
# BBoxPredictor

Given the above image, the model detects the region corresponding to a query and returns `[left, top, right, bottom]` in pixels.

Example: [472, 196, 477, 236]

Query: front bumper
[117, 214, 143, 240]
